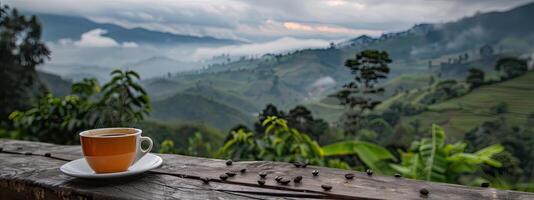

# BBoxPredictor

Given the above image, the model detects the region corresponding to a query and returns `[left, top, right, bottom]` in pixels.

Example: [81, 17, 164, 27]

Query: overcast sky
[5, 0, 534, 42]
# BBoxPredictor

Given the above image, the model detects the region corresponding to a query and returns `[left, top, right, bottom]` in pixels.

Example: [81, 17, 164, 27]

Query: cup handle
[133, 136, 153, 164]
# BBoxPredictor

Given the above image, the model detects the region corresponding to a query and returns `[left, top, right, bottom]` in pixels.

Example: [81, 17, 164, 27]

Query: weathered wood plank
[1, 139, 534, 200]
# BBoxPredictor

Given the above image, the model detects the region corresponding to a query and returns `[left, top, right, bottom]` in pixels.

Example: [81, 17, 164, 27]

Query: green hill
[37, 71, 72, 97]
[151, 92, 254, 131]
[183, 86, 259, 113]
[400, 71, 534, 140]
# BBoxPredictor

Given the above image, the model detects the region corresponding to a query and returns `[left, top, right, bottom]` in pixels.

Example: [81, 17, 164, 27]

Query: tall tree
[0, 4, 50, 123]
[333, 50, 391, 134]
[466, 68, 485, 89]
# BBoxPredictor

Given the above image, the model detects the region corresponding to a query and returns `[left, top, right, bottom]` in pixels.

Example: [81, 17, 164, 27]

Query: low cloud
[311, 76, 336, 88]
[192, 37, 330, 59]
[59, 29, 138, 48]
[75, 29, 120, 47]
[283, 22, 382, 36]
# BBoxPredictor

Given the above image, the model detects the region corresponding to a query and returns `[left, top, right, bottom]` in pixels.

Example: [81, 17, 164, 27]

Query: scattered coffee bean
[219, 174, 228, 181]
[275, 176, 283, 182]
[240, 168, 246, 173]
[226, 159, 233, 166]
[293, 162, 302, 168]
[345, 173, 355, 179]
[481, 182, 490, 188]
[321, 184, 332, 191]
[366, 169, 373, 176]
[279, 178, 291, 185]
[419, 188, 429, 196]
[257, 179, 266, 186]
[201, 177, 210, 184]
[226, 171, 236, 177]
[259, 171, 267, 178]
[312, 170, 319, 176]
[293, 175, 302, 183]
[44, 153, 51, 157]
[24, 152, 32, 155]
[394, 173, 402, 178]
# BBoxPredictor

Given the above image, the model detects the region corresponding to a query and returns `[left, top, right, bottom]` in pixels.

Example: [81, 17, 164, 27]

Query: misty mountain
[33, 13, 241, 45]
[147, 2, 534, 114]
[339, 2, 534, 59]
[124, 56, 200, 79]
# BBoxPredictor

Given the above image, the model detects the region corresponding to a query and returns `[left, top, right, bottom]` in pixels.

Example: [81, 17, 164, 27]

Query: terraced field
[403, 71, 534, 139]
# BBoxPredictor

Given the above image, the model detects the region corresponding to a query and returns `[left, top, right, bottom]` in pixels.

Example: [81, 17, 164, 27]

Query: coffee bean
[293, 162, 302, 168]
[201, 177, 210, 184]
[420, 188, 429, 196]
[301, 162, 308, 168]
[240, 168, 246, 173]
[366, 169, 373, 176]
[481, 182, 490, 188]
[24, 152, 32, 155]
[44, 153, 51, 157]
[259, 171, 267, 178]
[257, 179, 266, 186]
[312, 170, 319, 176]
[226, 171, 236, 177]
[275, 176, 283, 182]
[279, 178, 291, 185]
[321, 184, 332, 191]
[226, 160, 233, 166]
[293, 175, 302, 183]
[219, 174, 228, 180]
[345, 173, 355, 179]
[394, 173, 402, 178]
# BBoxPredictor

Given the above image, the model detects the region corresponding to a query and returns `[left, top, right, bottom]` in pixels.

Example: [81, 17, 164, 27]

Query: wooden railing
[1, 139, 533, 200]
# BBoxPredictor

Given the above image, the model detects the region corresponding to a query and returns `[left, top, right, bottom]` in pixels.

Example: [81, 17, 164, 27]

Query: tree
[333, 50, 391, 134]
[96, 70, 151, 127]
[495, 57, 528, 79]
[254, 104, 284, 134]
[9, 70, 151, 144]
[0, 4, 50, 123]
[286, 105, 329, 141]
[466, 68, 485, 89]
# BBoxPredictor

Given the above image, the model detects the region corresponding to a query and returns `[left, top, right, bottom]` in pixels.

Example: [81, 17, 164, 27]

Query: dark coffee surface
[98, 133, 130, 137]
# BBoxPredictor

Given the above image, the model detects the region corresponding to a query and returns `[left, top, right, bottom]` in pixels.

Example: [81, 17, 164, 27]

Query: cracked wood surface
[1, 139, 533, 200]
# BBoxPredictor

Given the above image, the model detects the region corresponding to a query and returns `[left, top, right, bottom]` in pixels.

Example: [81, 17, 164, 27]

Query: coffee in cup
[79, 128, 153, 173]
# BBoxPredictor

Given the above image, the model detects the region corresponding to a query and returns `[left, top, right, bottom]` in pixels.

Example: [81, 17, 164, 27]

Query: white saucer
[60, 153, 163, 179]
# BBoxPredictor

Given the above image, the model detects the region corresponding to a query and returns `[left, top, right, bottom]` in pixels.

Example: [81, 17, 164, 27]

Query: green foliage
[221, 116, 395, 170]
[390, 124, 503, 183]
[185, 132, 213, 157]
[9, 70, 150, 144]
[138, 120, 224, 155]
[97, 70, 151, 126]
[322, 140, 395, 173]
[495, 57, 528, 79]
[0, 4, 50, 122]
[466, 68, 485, 89]
[159, 140, 176, 154]
[419, 80, 469, 105]
[491, 102, 508, 115]
[217, 128, 259, 160]
[259, 116, 323, 163]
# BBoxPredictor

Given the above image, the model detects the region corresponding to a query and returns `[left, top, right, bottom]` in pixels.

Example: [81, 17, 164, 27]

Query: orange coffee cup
[79, 128, 153, 173]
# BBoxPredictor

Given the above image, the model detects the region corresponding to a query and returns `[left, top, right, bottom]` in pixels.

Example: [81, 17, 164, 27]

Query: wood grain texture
[1, 139, 533, 200]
